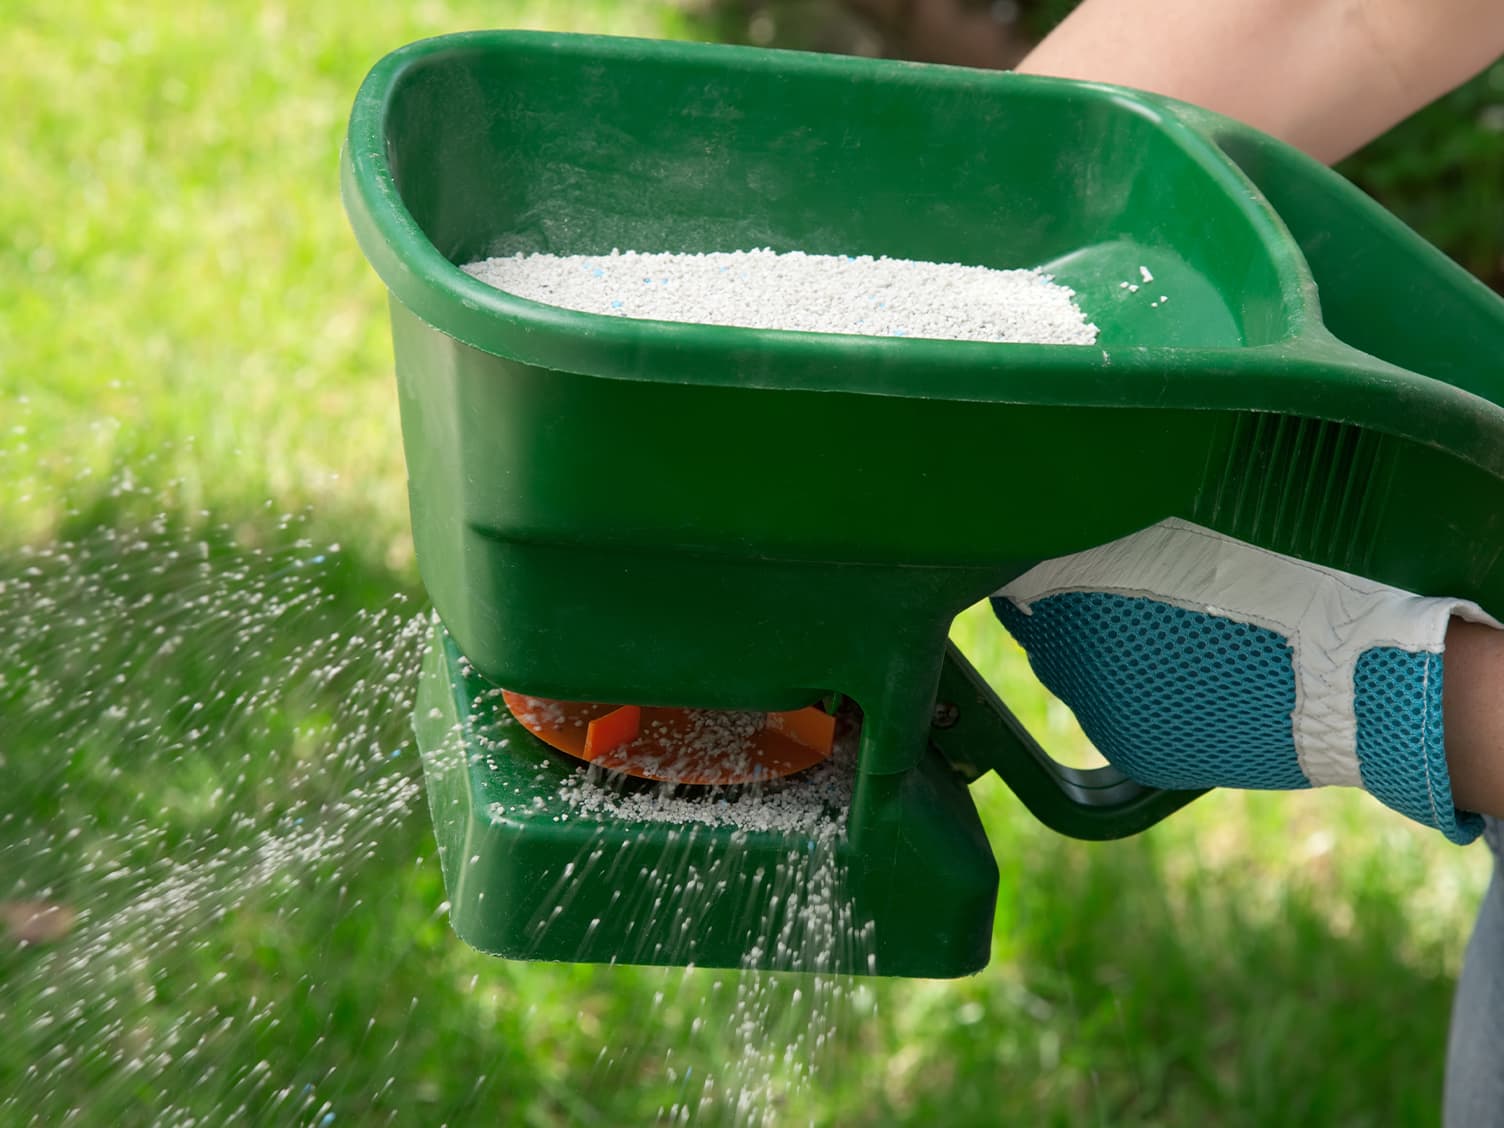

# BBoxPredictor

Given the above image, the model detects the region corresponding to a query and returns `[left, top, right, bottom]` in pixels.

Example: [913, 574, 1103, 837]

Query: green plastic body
[417, 623, 997, 976]
[344, 32, 1504, 977]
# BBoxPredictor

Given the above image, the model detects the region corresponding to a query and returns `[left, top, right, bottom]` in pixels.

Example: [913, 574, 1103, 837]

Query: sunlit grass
[0, 0, 696, 560]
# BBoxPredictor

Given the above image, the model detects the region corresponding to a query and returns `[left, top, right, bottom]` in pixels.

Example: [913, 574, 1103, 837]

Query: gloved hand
[991, 518, 1501, 843]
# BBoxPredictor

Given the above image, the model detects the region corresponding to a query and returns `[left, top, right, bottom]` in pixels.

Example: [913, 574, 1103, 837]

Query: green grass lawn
[1, 2, 1491, 1124]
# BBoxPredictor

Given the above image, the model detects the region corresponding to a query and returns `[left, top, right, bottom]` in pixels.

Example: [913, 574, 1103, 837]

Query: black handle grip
[929, 643, 1203, 841]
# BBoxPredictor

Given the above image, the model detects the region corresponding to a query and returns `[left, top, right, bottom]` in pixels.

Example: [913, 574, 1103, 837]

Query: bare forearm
[1017, 0, 1504, 162]
[1444, 620, 1504, 817]
[1016, 1, 1504, 817]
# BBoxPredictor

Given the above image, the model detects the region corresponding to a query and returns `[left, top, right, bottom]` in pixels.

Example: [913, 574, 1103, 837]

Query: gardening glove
[991, 517, 1501, 844]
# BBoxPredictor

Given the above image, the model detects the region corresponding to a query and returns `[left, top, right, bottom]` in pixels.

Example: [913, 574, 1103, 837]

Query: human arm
[1017, 0, 1504, 163]
[1001, 2, 1504, 830]
[1444, 620, 1504, 816]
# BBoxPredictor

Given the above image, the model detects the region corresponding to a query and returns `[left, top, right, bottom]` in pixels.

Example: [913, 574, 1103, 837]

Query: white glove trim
[997, 518, 1501, 788]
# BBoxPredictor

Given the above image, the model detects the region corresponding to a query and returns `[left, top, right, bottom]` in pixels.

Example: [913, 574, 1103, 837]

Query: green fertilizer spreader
[343, 31, 1504, 978]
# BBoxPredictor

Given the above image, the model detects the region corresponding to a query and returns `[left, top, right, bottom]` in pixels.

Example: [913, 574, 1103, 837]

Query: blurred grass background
[2, 1, 1500, 1124]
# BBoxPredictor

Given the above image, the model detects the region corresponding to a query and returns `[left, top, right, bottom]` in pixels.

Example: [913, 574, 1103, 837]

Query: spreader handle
[929, 643, 1203, 840]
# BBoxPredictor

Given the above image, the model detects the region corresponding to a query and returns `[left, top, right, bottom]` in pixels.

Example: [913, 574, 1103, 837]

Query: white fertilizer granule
[550, 728, 858, 838]
[462, 248, 1098, 345]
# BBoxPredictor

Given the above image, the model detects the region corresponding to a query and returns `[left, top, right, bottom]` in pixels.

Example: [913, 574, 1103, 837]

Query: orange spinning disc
[501, 691, 836, 785]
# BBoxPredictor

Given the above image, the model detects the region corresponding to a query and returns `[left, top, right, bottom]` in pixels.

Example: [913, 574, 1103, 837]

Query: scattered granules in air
[462, 248, 1098, 345]
[552, 728, 857, 838]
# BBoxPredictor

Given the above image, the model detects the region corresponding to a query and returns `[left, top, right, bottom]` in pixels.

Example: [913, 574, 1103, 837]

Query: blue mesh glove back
[992, 519, 1500, 844]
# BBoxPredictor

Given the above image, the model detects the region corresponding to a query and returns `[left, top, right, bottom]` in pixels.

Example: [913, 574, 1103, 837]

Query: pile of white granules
[462, 248, 1098, 345]
[552, 733, 857, 837]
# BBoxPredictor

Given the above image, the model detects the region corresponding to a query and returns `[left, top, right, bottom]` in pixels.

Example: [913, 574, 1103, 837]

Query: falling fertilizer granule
[462, 248, 1099, 345]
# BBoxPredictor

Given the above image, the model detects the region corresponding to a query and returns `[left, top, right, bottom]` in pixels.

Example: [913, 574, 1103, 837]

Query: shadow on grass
[837, 788, 1466, 1127]
[0, 497, 1473, 1126]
